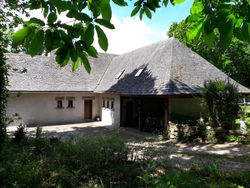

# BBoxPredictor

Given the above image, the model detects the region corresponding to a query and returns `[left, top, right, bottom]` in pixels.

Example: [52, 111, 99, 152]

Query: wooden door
[84, 100, 92, 120]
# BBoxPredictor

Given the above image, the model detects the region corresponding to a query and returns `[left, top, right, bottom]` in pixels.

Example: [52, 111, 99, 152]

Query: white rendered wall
[7, 92, 100, 126]
[100, 94, 120, 128]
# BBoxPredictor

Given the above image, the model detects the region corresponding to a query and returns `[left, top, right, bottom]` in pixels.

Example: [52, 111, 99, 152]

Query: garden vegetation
[0, 126, 250, 187]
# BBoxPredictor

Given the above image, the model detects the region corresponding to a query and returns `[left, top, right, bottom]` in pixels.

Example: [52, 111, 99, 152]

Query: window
[103, 98, 114, 109]
[68, 100, 73, 108]
[55, 97, 64, 108]
[115, 69, 125, 79]
[66, 97, 75, 108]
[134, 68, 144, 77]
[57, 100, 63, 108]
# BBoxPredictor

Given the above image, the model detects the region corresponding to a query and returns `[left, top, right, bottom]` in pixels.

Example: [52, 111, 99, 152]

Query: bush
[201, 80, 240, 129]
[12, 124, 26, 144]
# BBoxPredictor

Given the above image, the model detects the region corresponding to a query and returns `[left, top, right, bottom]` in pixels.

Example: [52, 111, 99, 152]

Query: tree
[12, 0, 250, 73]
[168, 20, 250, 88]
[0, 0, 27, 153]
[201, 80, 240, 129]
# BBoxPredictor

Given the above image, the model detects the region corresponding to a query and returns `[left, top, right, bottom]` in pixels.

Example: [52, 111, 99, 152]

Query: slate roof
[6, 53, 116, 92]
[6, 38, 250, 94]
[95, 38, 250, 95]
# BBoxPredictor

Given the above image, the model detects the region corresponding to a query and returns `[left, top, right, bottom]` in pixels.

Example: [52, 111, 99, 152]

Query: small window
[68, 100, 73, 108]
[115, 69, 125, 79]
[134, 68, 144, 77]
[57, 100, 63, 108]
[103, 98, 114, 109]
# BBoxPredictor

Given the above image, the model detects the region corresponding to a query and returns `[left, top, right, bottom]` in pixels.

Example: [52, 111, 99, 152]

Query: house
[6, 38, 250, 130]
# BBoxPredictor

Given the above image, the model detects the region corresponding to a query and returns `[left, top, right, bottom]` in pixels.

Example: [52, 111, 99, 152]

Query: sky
[23, 0, 194, 54]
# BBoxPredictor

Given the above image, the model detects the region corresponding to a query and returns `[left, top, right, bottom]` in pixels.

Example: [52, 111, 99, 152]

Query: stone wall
[167, 122, 202, 142]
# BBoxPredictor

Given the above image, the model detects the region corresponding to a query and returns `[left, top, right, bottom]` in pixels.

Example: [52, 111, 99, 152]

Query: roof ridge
[166, 38, 174, 89]
[93, 54, 114, 91]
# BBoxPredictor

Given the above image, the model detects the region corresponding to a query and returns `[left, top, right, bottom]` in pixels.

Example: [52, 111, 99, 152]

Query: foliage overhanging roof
[6, 38, 250, 94]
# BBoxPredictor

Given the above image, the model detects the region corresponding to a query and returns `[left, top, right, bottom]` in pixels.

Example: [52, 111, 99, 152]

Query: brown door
[84, 100, 92, 120]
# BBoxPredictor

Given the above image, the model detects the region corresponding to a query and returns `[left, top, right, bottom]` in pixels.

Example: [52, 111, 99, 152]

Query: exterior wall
[7, 92, 100, 126]
[168, 97, 201, 118]
[100, 94, 120, 128]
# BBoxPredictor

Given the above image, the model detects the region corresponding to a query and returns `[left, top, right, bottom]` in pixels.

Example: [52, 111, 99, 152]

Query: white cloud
[19, 10, 156, 54]
[95, 15, 154, 54]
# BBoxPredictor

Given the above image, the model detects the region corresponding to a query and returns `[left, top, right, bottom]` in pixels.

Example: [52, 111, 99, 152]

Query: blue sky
[110, 0, 194, 42]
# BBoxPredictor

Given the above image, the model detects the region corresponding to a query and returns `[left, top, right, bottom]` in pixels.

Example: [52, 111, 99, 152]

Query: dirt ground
[7, 123, 250, 171]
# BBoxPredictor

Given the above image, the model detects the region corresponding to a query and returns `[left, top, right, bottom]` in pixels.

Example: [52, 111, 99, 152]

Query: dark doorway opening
[121, 97, 165, 132]
[84, 100, 92, 121]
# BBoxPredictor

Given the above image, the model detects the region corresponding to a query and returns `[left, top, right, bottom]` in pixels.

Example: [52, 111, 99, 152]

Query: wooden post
[138, 99, 142, 131]
[164, 98, 169, 130]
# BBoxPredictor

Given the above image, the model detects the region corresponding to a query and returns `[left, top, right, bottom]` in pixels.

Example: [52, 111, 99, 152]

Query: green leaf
[144, 7, 152, 19]
[43, 5, 49, 18]
[56, 47, 70, 67]
[78, 50, 91, 73]
[204, 31, 215, 47]
[71, 47, 78, 62]
[88, 46, 98, 58]
[173, 0, 185, 4]
[12, 27, 30, 48]
[186, 20, 203, 42]
[95, 19, 115, 29]
[235, 18, 243, 28]
[72, 57, 79, 71]
[112, 0, 127, 6]
[190, 1, 204, 15]
[84, 24, 94, 47]
[50, 0, 74, 12]
[29, 30, 44, 57]
[45, 30, 53, 51]
[139, 9, 144, 20]
[101, 0, 112, 21]
[25, 18, 45, 26]
[242, 22, 250, 42]
[203, 17, 216, 35]
[131, 6, 141, 17]
[95, 25, 108, 52]
[66, 11, 91, 22]
[48, 12, 57, 25]
[163, 0, 169, 7]
[218, 18, 233, 50]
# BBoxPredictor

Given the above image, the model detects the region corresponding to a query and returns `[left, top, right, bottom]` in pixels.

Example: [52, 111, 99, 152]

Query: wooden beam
[164, 99, 169, 130]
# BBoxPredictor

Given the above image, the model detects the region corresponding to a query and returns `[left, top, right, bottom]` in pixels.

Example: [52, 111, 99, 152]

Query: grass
[1, 128, 250, 188]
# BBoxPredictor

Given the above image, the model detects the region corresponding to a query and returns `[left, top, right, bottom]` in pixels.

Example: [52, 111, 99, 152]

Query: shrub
[35, 125, 42, 138]
[204, 126, 217, 143]
[201, 80, 240, 129]
[12, 124, 26, 144]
